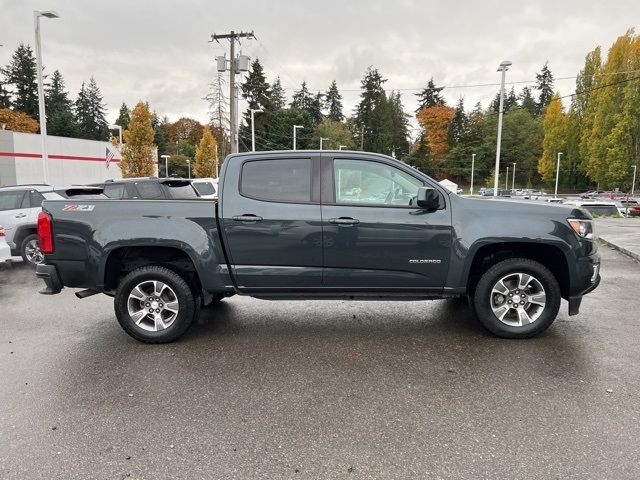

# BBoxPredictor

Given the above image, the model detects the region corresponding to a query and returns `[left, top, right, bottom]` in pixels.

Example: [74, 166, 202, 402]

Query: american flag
[105, 146, 115, 168]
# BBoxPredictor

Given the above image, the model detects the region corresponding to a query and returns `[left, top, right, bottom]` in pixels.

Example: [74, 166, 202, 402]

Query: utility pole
[470, 153, 476, 195]
[631, 165, 637, 196]
[320, 137, 329, 150]
[494, 60, 512, 197]
[211, 30, 255, 154]
[512, 162, 516, 190]
[505, 166, 509, 189]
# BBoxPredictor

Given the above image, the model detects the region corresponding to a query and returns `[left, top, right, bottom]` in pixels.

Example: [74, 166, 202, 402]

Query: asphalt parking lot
[1, 246, 639, 479]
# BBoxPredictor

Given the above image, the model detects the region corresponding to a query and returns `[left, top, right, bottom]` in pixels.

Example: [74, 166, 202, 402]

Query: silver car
[0, 184, 104, 266]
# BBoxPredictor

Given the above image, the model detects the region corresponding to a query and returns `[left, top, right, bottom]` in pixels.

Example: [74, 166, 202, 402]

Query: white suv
[0, 184, 104, 266]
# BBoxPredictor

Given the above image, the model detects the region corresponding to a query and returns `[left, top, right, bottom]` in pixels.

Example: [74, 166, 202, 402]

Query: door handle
[329, 217, 360, 226]
[232, 214, 263, 222]
[15, 213, 27, 218]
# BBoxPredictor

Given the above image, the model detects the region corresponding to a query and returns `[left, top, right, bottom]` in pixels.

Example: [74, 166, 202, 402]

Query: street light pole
[186, 159, 191, 179]
[34, 10, 59, 184]
[555, 152, 563, 197]
[470, 153, 476, 195]
[320, 137, 329, 150]
[512, 162, 516, 190]
[160, 155, 171, 177]
[250, 108, 262, 152]
[494, 60, 512, 197]
[632, 165, 637, 196]
[506, 166, 509, 189]
[293, 125, 304, 150]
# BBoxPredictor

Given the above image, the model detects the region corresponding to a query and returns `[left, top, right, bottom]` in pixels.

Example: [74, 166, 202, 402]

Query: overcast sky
[1, 0, 638, 137]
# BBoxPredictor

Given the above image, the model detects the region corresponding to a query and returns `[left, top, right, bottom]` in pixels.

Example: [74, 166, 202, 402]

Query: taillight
[37, 211, 54, 254]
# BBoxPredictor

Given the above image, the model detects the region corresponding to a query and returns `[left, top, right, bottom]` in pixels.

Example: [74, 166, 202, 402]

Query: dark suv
[94, 178, 199, 200]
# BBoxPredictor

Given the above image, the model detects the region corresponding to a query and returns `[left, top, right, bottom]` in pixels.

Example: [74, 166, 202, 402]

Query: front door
[0, 189, 28, 251]
[321, 156, 452, 290]
[220, 154, 323, 290]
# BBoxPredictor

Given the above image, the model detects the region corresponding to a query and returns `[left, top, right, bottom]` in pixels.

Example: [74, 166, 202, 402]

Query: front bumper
[36, 263, 63, 295]
[568, 253, 601, 316]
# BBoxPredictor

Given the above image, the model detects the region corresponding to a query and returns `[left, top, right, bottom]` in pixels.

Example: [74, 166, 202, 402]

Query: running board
[75, 289, 100, 299]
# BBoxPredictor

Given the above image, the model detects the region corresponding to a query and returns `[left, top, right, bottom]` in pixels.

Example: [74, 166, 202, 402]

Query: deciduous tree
[119, 101, 156, 178]
[0, 108, 38, 133]
[193, 128, 218, 178]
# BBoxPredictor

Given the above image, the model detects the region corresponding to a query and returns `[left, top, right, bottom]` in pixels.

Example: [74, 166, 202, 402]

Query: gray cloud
[1, 0, 638, 137]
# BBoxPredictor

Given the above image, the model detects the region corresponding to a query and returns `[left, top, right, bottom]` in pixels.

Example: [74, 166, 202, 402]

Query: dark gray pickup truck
[36, 151, 600, 343]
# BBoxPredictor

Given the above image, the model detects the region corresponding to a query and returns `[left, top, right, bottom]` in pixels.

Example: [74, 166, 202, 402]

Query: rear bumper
[36, 263, 63, 294]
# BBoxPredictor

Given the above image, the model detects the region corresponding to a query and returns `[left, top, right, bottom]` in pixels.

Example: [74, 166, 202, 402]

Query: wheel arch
[466, 241, 570, 299]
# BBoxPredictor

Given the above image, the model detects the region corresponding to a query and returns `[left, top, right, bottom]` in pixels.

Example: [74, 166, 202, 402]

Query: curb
[599, 236, 640, 263]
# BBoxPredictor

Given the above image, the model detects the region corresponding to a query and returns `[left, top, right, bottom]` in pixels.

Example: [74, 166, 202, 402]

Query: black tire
[21, 233, 44, 267]
[473, 258, 561, 339]
[114, 266, 196, 343]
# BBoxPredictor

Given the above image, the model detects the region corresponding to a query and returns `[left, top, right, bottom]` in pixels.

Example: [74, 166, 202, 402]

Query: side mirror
[416, 187, 440, 211]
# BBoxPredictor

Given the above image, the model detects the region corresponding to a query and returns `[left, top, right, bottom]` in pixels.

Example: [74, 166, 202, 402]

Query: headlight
[567, 218, 596, 240]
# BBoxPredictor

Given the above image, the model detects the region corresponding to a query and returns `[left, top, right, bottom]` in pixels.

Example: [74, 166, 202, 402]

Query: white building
[0, 130, 130, 186]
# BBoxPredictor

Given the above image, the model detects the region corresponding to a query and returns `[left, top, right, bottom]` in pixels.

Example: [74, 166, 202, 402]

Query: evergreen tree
[290, 81, 314, 111]
[1, 43, 39, 118]
[241, 59, 271, 110]
[268, 76, 287, 111]
[115, 102, 130, 130]
[308, 91, 324, 124]
[415, 77, 445, 112]
[535, 62, 555, 115]
[75, 77, 109, 140]
[45, 70, 75, 137]
[447, 97, 468, 146]
[119, 101, 155, 178]
[355, 67, 387, 151]
[576, 47, 602, 177]
[153, 115, 171, 158]
[0, 82, 10, 109]
[490, 87, 517, 113]
[519, 86, 537, 116]
[325, 80, 343, 121]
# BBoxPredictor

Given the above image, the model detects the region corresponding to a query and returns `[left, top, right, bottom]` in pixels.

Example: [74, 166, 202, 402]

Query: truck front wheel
[114, 266, 196, 343]
[473, 258, 561, 338]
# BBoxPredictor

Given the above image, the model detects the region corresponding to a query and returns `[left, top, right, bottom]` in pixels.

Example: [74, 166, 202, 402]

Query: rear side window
[241, 159, 311, 203]
[166, 184, 198, 199]
[135, 182, 164, 199]
[103, 183, 126, 199]
[192, 181, 216, 196]
[0, 190, 26, 211]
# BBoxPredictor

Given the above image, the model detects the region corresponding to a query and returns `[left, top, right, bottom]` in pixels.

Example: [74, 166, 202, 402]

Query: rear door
[220, 154, 322, 290]
[0, 190, 28, 249]
[320, 154, 452, 290]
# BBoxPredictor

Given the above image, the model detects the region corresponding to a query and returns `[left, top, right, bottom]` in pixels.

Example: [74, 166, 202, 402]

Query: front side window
[103, 184, 126, 199]
[333, 159, 422, 206]
[241, 158, 312, 203]
[0, 190, 26, 211]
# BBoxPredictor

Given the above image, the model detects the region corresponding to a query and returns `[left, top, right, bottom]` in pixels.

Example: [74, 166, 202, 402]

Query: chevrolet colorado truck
[35, 151, 601, 343]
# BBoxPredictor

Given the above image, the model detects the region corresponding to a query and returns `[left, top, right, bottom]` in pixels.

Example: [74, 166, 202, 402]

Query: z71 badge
[62, 204, 95, 212]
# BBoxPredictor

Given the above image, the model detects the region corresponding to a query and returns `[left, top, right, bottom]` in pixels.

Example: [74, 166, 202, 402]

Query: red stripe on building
[0, 151, 121, 162]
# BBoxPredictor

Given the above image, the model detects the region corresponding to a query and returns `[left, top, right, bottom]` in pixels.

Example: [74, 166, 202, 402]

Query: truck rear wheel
[114, 266, 196, 343]
[472, 258, 561, 338]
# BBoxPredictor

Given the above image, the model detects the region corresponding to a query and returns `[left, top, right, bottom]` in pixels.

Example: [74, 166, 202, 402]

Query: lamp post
[512, 162, 516, 190]
[34, 10, 59, 184]
[108, 124, 122, 145]
[293, 125, 304, 150]
[320, 137, 329, 150]
[632, 165, 637, 196]
[505, 166, 509, 189]
[494, 60, 512, 197]
[470, 153, 476, 195]
[160, 155, 170, 177]
[250, 108, 262, 152]
[186, 159, 191, 179]
[555, 152, 563, 197]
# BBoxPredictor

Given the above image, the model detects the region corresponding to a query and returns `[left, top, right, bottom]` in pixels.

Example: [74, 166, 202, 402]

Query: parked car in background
[191, 177, 218, 199]
[564, 200, 621, 217]
[620, 199, 640, 217]
[0, 225, 12, 264]
[93, 178, 200, 200]
[0, 184, 104, 266]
